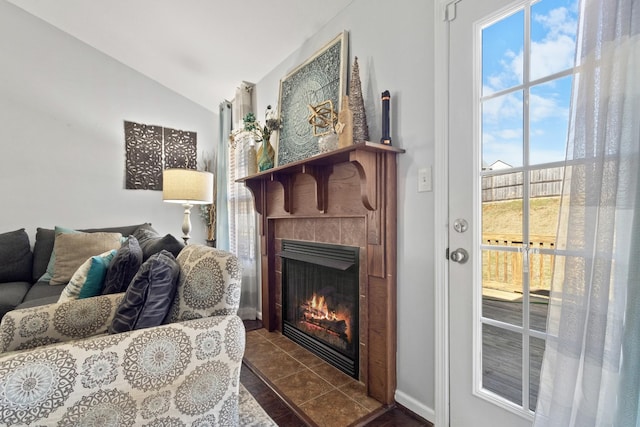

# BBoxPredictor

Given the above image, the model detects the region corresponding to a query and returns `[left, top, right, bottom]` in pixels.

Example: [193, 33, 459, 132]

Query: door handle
[450, 248, 469, 264]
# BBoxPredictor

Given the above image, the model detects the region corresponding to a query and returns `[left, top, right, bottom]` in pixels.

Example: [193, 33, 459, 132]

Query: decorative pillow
[50, 232, 122, 285]
[58, 250, 117, 302]
[101, 236, 143, 295]
[38, 225, 80, 282]
[0, 229, 32, 283]
[78, 250, 119, 299]
[168, 245, 242, 323]
[109, 250, 180, 334]
[133, 223, 184, 261]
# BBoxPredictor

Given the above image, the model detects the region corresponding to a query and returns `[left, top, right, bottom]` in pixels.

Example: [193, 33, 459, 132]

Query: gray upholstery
[21, 281, 65, 301]
[0, 229, 32, 283]
[0, 281, 31, 318]
[14, 295, 60, 310]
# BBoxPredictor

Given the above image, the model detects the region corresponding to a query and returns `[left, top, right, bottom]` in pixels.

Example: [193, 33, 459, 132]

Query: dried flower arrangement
[230, 105, 282, 148]
[199, 151, 217, 242]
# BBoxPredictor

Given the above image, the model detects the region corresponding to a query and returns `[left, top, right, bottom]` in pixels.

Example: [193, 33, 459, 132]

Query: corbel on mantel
[237, 141, 404, 405]
[238, 142, 404, 216]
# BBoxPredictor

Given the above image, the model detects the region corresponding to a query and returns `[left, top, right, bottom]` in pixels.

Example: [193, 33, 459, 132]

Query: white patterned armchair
[0, 245, 245, 426]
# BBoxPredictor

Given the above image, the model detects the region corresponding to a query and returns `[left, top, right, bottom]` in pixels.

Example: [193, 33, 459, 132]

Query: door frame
[433, 1, 453, 426]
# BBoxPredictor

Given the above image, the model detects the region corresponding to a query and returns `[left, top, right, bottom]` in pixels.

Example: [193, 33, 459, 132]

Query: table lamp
[162, 168, 214, 244]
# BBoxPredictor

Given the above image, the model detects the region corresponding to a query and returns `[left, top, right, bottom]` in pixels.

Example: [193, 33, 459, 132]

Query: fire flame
[310, 294, 338, 321]
[303, 293, 352, 343]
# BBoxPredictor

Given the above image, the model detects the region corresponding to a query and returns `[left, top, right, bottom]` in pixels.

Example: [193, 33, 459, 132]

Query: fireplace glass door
[280, 240, 359, 378]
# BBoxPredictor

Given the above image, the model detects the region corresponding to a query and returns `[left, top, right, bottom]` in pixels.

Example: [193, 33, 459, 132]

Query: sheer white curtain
[216, 100, 231, 251]
[534, 0, 640, 426]
[226, 82, 260, 320]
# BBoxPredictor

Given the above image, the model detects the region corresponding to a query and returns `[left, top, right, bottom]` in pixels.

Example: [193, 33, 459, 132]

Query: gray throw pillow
[102, 236, 143, 295]
[109, 250, 180, 334]
[0, 229, 32, 283]
[132, 224, 184, 261]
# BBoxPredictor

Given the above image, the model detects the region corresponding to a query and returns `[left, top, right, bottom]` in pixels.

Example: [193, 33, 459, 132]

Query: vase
[257, 137, 275, 171]
[318, 131, 339, 153]
[246, 139, 258, 176]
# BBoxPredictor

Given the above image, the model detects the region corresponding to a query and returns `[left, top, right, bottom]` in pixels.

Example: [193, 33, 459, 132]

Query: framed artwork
[125, 121, 163, 190]
[276, 31, 349, 166]
[163, 127, 197, 169]
[124, 121, 197, 190]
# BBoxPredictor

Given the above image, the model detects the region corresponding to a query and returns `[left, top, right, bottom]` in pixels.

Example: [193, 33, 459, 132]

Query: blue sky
[481, 0, 579, 168]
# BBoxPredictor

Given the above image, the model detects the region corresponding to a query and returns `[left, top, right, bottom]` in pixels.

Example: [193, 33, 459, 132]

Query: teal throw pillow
[39, 225, 80, 282]
[78, 250, 118, 298]
[58, 249, 116, 302]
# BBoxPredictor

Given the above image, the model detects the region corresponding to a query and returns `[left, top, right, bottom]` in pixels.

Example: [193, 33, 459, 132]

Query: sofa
[0, 223, 184, 319]
[0, 244, 245, 426]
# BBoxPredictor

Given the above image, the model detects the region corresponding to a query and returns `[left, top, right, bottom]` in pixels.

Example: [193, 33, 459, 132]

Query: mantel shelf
[237, 141, 405, 214]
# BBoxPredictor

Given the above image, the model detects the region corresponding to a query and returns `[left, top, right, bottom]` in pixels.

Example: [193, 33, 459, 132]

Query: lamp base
[181, 203, 193, 245]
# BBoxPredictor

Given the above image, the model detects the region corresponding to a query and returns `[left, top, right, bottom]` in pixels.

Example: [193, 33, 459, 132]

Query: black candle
[381, 90, 391, 145]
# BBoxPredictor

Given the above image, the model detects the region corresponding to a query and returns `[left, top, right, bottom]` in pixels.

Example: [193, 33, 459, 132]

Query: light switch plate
[418, 167, 431, 192]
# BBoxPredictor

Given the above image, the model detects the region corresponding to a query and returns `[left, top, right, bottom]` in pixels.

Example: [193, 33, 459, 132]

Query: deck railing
[482, 233, 556, 292]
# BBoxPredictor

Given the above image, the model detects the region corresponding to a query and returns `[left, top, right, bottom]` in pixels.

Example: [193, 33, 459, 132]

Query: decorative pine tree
[348, 56, 369, 143]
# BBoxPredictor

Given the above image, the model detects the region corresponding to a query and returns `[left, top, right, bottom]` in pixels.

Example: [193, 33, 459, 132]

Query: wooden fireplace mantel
[238, 141, 404, 405]
[237, 141, 404, 214]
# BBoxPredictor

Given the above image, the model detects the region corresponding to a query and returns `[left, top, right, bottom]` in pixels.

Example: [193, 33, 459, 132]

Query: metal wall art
[124, 121, 197, 190]
[276, 31, 348, 166]
[163, 127, 198, 169]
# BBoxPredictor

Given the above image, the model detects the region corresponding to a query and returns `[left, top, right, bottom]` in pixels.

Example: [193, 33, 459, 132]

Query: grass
[482, 196, 560, 237]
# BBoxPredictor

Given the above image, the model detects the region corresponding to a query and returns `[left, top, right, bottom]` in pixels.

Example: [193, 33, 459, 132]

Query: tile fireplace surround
[238, 142, 404, 405]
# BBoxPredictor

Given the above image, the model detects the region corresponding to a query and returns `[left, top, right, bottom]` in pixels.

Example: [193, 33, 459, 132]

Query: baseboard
[394, 389, 436, 424]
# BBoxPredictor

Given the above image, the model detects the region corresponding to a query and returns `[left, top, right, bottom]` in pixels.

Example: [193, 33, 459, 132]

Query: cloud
[498, 128, 522, 139]
[530, 91, 568, 122]
[534, 7, 577, 38]
[483, 92, 522, 123]
[484, 5, 577, 92]
[480, 3, 576, 167]
[482, 134, 523, 167]
[530, 34, 577, 80]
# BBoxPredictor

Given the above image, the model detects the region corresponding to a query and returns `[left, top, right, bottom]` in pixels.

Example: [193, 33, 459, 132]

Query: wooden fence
[482, 233, 556, 293]
[482, 167, 564, 202]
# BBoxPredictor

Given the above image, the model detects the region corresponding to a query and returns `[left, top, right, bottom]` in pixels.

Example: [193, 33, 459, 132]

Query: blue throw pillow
[102, 236, 143, 295]
[109, 250, 180, 334]
[78, 250, 118, 298]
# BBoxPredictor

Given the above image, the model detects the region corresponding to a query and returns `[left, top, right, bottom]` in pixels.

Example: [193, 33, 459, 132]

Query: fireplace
[280, 239, 359, 378]
[239, 143, 402, 403]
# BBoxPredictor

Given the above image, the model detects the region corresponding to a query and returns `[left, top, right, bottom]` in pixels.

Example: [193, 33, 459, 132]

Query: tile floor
[243, 327, 432, 427]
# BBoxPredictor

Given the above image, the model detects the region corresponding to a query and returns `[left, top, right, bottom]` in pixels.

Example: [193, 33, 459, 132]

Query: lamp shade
[162, 169, 213, 204]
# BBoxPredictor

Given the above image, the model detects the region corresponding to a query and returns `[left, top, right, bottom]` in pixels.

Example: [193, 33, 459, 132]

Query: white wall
[0, 1, 217, 244]
[0, 0, 437, 419]
[254, 0, 436, 420]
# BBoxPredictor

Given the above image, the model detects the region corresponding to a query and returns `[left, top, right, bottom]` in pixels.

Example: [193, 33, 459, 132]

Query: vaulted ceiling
[7, 0, 353, 111]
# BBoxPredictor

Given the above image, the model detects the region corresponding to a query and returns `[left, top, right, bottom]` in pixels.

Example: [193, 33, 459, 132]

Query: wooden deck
[481, 296, 548, 410]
